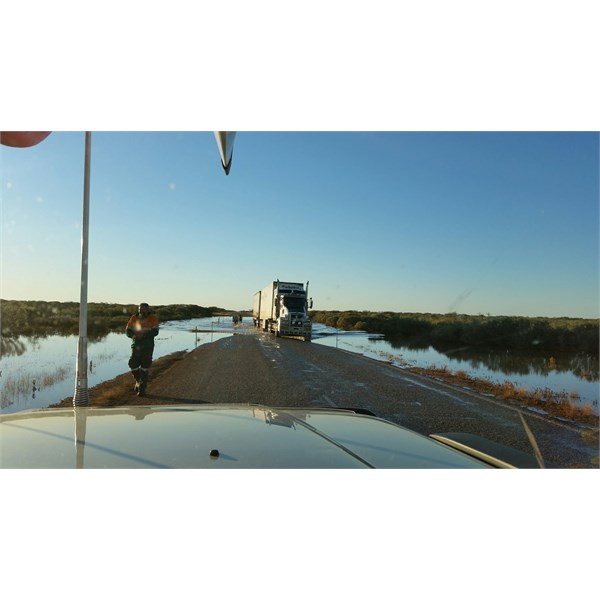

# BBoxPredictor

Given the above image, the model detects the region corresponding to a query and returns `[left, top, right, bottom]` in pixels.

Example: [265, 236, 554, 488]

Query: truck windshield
[283, 297, 306, 311]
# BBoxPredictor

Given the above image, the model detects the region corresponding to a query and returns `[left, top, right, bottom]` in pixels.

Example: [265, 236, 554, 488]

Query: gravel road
[146, 329, 598, 468]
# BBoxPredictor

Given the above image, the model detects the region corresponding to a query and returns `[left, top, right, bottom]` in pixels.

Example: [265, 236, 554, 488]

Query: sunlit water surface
[1, 318, 598, 415]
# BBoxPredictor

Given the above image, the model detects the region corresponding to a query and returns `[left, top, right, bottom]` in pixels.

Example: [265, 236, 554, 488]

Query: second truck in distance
[253, 280, 313, 341]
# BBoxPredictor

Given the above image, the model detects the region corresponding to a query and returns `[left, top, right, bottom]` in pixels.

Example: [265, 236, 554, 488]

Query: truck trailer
[253, 280, 313, 341]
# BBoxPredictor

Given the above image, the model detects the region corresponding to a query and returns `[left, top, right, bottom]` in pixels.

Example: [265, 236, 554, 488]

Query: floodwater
[1, 317, 598, 415]
[0, 318, 233, 414]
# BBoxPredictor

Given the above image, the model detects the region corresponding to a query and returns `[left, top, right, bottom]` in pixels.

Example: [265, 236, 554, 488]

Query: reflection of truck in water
[253, 280, 313, 341]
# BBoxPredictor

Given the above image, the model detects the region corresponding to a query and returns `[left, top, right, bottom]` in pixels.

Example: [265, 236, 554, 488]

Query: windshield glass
[2, 131, 598, 440]
[282, 296, 307, 312]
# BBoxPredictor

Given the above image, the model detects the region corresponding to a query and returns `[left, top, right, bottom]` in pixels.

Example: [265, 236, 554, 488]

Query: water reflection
[1, 336, 28, 357]
[75, 407, 87, 469]
[437, 347, 595, 381]
[382, 336, 598, 381]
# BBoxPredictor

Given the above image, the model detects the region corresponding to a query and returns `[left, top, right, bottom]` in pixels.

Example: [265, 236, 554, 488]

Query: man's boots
[138, 368, 149, 396]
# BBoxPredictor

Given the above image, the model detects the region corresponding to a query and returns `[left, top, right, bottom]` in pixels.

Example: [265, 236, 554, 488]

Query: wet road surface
[147, 331, 598, 468]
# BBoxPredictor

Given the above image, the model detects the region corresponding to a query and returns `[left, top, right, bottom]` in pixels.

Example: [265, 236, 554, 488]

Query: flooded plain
[1, 317, 598, 415]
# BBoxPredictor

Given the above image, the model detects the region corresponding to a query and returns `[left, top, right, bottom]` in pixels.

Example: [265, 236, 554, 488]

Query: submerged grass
[1, 366, 71, 408]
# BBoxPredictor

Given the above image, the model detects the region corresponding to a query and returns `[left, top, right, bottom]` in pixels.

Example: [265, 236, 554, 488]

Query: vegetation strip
[1, 300, 226, 338]
[310, 310, 599, 353]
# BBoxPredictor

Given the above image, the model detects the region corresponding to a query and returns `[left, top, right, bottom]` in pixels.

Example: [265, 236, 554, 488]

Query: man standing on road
[126, 303, 159, 396]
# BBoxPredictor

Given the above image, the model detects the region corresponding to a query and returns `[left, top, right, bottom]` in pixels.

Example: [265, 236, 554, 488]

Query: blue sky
[2, 131, 598, 318]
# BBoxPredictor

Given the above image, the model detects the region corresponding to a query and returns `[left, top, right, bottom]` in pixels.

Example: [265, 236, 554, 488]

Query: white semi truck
[253, 280, 313, 341]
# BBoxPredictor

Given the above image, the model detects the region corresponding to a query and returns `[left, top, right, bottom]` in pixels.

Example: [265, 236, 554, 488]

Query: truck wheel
[304, 335, 311, 342]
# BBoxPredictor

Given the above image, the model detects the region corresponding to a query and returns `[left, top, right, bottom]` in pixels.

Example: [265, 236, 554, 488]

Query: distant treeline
[1, 300, 225, 338]
[310, 310, 599, 354]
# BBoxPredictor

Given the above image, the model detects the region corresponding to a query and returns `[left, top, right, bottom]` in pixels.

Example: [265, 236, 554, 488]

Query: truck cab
[275, 287, 313, 341]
